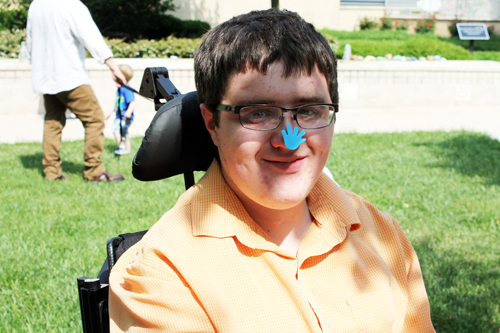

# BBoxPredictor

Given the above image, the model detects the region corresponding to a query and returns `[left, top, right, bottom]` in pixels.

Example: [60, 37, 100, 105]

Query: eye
[241, 107, 275, 124]
[298, 106, 320, 118]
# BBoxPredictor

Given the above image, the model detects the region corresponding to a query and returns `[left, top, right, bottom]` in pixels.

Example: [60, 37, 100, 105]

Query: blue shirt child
[115, 87, 135, 121]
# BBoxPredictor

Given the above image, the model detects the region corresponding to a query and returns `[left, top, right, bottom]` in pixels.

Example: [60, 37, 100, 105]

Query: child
[106, 64, 135, 155]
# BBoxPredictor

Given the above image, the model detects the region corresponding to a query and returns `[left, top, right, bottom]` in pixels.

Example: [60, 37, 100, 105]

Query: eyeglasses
[215, 103, 338, 131]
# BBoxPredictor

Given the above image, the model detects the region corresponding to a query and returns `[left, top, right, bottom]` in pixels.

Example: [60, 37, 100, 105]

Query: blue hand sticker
[282, 124, 306, 150]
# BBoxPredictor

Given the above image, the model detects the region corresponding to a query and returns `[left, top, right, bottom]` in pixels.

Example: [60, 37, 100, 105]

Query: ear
[200, 103, 218, 147]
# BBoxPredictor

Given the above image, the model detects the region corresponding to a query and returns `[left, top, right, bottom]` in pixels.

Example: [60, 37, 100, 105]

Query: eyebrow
[236, 96, 329, 105]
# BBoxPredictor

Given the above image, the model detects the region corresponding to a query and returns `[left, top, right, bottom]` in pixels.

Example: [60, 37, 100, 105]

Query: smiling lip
[262, 156, 306, 172]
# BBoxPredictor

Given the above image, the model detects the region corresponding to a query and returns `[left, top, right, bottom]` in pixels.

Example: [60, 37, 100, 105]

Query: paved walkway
[1, 105, 499, 144]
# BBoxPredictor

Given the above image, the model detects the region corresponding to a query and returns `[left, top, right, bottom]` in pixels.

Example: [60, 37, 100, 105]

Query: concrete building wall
[170, 0, 499, 36]
[171, 0, 386, 31]
[171, 0, 271, 28]
[334, 6, 386, 31]
[3, 59, 499, 117]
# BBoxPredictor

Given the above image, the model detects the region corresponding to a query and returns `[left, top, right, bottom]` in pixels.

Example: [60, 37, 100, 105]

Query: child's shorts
[113, 118, 132, 138]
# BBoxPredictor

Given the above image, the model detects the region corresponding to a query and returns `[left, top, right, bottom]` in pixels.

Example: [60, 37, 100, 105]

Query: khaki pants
[43, 85, 106, 180]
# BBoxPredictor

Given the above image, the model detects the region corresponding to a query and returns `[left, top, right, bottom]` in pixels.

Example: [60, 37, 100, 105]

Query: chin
[258, 186, 311, 210]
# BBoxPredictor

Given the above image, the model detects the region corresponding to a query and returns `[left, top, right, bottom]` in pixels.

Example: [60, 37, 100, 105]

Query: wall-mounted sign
[456, 23, 490, 40]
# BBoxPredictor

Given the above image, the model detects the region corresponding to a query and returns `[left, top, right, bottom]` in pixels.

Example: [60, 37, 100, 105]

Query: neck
[239, 198, 313, 256]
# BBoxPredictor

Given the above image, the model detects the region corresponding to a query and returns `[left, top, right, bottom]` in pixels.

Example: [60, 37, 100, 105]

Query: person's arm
[104, 58, 127, 86]
[124, 101, 135, 119]
[25, 8, 32, 63]
[105, 108, 115, 121]
[66, 1, 126, 85]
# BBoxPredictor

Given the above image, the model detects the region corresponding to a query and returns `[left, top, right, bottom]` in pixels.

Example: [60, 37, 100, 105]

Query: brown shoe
[53, 174, 70, 181]
[86, 171, 124, 182]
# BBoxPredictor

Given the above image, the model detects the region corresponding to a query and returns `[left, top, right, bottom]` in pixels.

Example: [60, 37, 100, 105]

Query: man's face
[201, 62, 334, 211]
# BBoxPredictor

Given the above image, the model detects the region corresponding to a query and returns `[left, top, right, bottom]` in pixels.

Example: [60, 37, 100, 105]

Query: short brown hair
[194, 9, 338, 124]
[118, 64, 133, 82]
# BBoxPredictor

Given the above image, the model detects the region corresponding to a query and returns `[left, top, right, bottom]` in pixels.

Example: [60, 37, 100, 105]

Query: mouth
[262, 156, 306, 172]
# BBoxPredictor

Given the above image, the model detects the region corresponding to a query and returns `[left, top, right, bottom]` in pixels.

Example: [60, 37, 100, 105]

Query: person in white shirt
[26, 0, 126, 182]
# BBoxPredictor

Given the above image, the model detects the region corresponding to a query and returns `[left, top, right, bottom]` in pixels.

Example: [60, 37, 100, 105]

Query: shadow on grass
[19, 152, 84, 177]
[105, 141, 119, 154]
[417, 132, 500, 186]
[415, 239, 500, 333]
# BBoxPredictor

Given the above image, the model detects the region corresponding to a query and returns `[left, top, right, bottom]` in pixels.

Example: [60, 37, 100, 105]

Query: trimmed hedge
[0, 29, 25, 58]
[337, 40, 403, 59]
[0, 9, 28, 31]
[105, 36, 201, 58]
[320, 29, 414, 41]
[0, 29, 497, 61]
[473, 51, 500, 61]
[336, 37, 475, 60]
[401, 38, 474, 59]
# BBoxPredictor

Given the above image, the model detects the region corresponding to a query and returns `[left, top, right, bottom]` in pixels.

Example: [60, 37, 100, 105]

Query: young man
[109, 10, 435, 332]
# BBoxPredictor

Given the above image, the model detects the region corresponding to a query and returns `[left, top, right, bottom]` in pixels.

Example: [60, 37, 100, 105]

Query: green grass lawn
[1, 131, 499, 332]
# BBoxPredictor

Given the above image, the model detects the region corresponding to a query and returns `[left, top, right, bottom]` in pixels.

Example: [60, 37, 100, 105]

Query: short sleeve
[123, 88, 135, 105]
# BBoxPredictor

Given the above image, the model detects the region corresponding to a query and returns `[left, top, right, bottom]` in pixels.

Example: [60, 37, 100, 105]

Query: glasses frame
[215, 103, 339, 131]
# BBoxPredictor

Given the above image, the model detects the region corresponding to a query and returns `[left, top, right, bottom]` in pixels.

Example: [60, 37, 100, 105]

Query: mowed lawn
[1, 131, 499, 332]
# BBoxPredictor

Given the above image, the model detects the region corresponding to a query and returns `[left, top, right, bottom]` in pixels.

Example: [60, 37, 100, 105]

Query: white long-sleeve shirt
[26, 0, 113, 94]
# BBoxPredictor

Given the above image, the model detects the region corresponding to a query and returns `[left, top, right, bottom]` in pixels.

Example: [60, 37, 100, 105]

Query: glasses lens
[239, 106, 282, 130]
[296, 105, 335, 129]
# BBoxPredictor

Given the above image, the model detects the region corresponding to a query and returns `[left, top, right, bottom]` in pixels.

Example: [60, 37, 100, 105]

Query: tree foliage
[81, 0, 180, 39]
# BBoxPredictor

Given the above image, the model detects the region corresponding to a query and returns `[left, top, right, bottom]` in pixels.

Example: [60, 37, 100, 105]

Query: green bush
[401, 38, 474, 59]
[380, 17, 393, 31]
[415, 16, 436, 34]
[0, 28, 25, 58]
[321, 28, 414, 41]
[105, 36, 201, 58]
[0, 8, 28, 31]
[0, 29, 201, 58]
[141, 14, 210, 39]
[82, 0, 176, 39]
[335, 37, 475, 60]
[337, 40, 403, 58]
[81, 0, 209, 40]
[359, 17, 378, 30]
[0, 28, 496, 61]
[177, 19, 211, 38]
[394, 19, 409, 31]
[473, 51, 500, 61]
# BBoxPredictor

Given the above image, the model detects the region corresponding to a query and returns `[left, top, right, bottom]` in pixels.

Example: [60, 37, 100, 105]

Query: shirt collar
[307, 172, 362, 241]
[191, 161, 280, 253]
[191, 161, 361, 253]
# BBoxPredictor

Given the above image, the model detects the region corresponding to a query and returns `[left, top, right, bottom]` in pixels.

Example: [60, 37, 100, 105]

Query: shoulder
[341, 188, 417, 267]
[131, 185, 199, 261]
[123, 88, 135, 99]
[341, 188, 407, 246]
[342, 189, 394, 224]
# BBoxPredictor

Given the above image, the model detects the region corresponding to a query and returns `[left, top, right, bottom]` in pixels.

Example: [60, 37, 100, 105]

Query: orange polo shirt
[109, 161, 435, 333]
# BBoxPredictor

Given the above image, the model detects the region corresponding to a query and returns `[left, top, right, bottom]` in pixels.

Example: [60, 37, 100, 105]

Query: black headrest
[132, 91, 216, 181]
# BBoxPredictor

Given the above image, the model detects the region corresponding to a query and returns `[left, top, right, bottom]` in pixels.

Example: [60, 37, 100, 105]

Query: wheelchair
[77, 67, 216, 333]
